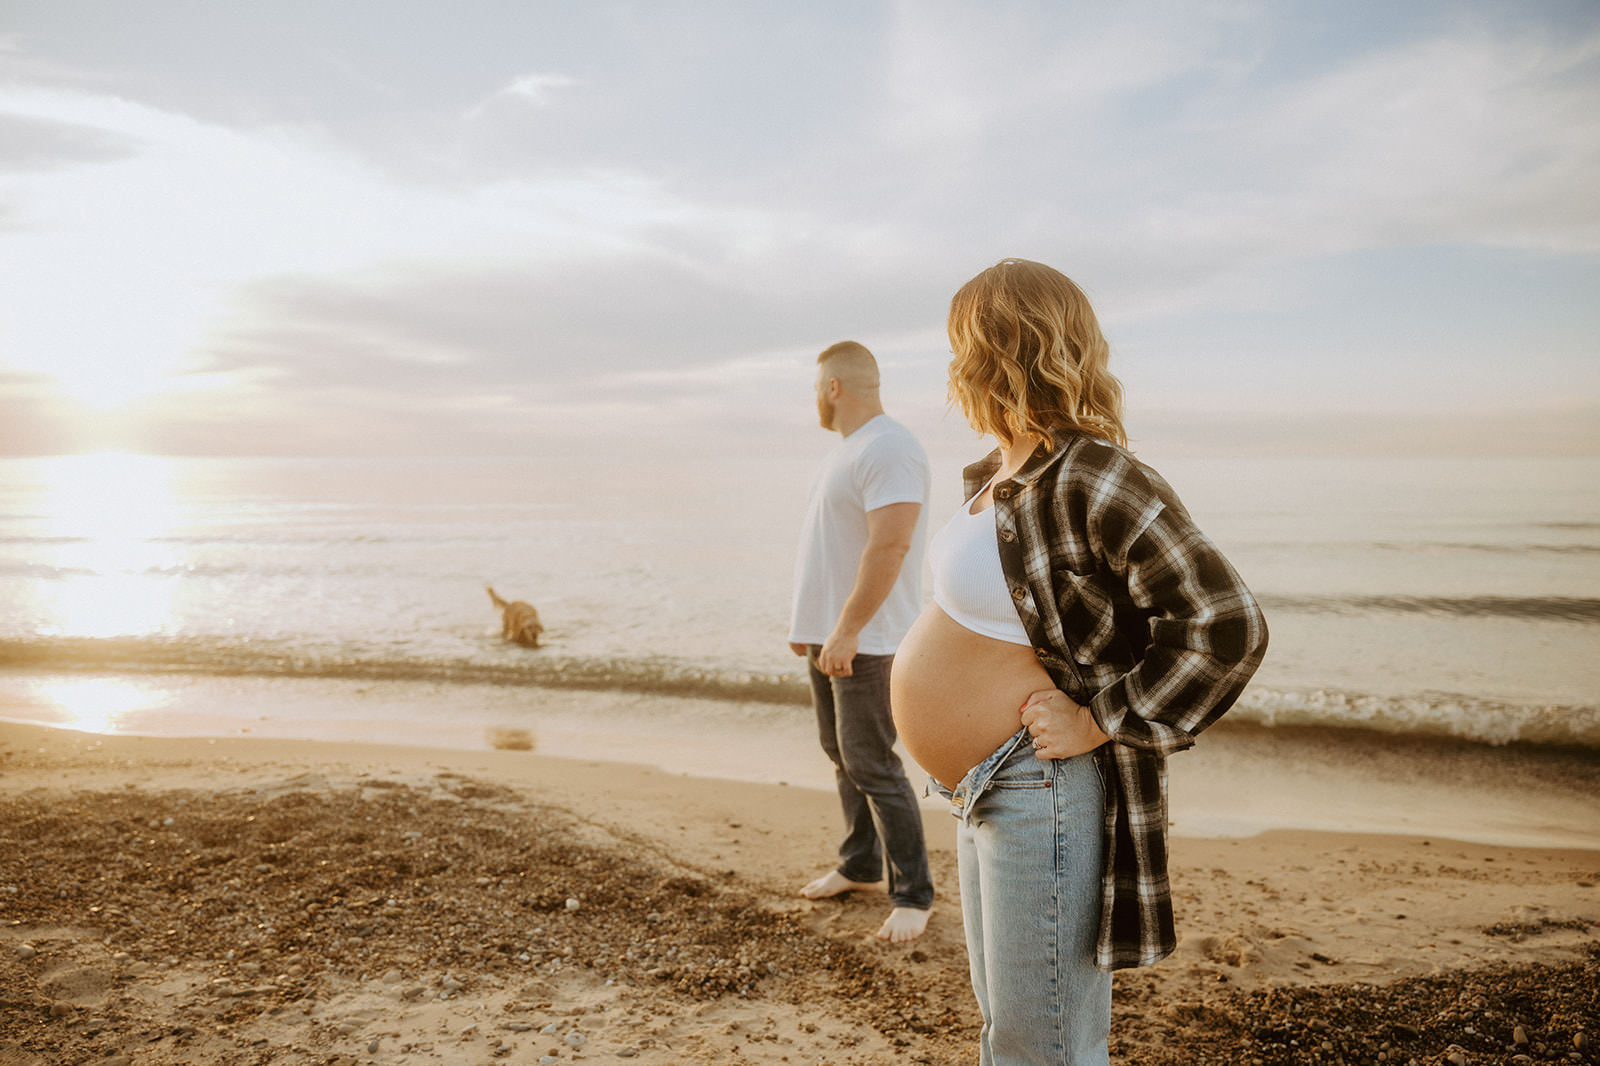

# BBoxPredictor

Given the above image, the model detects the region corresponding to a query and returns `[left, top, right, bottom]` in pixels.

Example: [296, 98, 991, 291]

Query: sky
[1, 0, 1598, 459]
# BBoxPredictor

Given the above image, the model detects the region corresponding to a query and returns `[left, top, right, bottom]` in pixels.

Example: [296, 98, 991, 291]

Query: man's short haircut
[817, 340, 880, 394]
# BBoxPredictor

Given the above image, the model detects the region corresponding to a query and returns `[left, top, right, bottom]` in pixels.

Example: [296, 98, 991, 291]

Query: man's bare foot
[799, 871, 882, 900]
[876, 906, 931, 943]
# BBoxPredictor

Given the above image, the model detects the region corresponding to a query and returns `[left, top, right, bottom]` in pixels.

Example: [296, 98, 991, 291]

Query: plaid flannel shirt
[965, 430, 1269, 971]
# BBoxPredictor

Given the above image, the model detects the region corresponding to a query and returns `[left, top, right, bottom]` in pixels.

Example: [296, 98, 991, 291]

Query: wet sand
[1, 721, 1596, 1065]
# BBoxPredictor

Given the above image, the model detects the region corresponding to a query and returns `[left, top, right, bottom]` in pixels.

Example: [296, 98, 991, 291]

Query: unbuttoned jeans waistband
[929, 726, 1035, 825]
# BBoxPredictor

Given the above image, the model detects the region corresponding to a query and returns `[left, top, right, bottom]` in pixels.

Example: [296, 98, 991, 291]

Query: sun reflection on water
[35, 452, 184, 637]
[30, 677, 166, 734]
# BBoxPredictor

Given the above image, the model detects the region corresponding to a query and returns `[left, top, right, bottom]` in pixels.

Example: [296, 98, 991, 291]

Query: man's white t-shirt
[788, 414, 931, 655]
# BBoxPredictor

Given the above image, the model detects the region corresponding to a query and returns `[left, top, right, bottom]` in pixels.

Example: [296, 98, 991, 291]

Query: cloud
[1158, 28, 1600, 254]
[0, 85, 759, 402]
[0, 369, 74, 453]
[1, 3, 1596, 456]
[879, 1, 1255, 145]
[0, 112, 142, 173]
[851, 9, 1600, 319]
[464, 72, 578, 119]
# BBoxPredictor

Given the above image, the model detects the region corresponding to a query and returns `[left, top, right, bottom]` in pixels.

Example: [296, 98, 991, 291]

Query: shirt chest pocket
[1052, 567, 1122, 667]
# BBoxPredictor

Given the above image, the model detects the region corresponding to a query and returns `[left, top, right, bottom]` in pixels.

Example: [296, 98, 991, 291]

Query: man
[788, 340, 934, 943]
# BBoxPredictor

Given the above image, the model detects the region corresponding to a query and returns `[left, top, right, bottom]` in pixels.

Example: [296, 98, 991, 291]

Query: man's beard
[817, 395, 835, 430]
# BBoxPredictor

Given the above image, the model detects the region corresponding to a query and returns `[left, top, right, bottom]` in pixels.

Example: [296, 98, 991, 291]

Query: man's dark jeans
[806, 646, 934, 910]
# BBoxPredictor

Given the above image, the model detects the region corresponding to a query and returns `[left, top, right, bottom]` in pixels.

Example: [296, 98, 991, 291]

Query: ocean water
[1, 451, 1597, 753]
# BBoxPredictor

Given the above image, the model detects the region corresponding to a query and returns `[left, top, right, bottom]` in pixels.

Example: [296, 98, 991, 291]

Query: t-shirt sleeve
[857, 434, 929, 511]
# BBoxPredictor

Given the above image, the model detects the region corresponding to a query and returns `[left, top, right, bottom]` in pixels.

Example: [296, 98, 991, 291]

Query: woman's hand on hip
[1020, 688, 1111, 760]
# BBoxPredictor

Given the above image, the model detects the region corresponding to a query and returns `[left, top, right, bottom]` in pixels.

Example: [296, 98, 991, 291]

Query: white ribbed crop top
[928, 491, 1032, 646]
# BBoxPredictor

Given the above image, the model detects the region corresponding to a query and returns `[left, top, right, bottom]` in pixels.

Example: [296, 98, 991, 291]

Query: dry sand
[1, 720, 1596, 1066]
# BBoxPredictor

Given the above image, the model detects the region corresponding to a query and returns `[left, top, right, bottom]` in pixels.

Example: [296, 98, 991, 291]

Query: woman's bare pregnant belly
[890, 604, 1057, 789]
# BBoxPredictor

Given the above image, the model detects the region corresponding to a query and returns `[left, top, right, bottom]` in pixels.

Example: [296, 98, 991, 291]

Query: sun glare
[30, 677, 166, 734]
[35, 452, 183, 637]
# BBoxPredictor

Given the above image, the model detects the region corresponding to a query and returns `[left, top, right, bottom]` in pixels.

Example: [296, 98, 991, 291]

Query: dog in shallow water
[486, 586, 544, 647]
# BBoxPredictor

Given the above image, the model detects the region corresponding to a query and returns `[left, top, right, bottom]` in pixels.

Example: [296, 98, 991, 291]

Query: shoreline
[2, 719, 1599, 1064]
[4, 669, 1600, 851]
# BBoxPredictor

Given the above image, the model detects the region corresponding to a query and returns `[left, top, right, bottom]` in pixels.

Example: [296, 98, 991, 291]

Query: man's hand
[817, 630, 858, 677]
[1020, 688, 1111, 760]
[787, 642, 807, 657]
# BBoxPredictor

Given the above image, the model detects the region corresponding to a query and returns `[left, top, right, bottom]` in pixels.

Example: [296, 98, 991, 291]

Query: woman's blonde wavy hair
[947, 259, 1128, 449]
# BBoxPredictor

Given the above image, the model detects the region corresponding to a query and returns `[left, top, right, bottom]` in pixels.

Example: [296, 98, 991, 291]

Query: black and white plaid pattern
[965, 430, 1269, 971]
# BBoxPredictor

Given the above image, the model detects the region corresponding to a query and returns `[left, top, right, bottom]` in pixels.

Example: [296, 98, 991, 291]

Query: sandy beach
[2, 719, 1596, 1066]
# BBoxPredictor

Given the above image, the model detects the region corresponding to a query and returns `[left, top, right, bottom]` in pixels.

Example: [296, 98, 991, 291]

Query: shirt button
[996, 486, 1012, 499]
[999, 529, 1016, 542]
[1011, 586, 1026, 601]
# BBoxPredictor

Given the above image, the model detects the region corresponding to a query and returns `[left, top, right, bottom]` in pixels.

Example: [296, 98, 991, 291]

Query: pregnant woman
[890, 259, 1269, 1065]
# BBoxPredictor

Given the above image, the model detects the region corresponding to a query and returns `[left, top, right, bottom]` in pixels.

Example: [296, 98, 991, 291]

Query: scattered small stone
[541, 1022, 562, 1035]
[367, 1037, 381, 1053]
[564, 1032, 587, 1049]
[502, 1023, 534, 1032]
[401, 985, 426, 1000]
[441, 975, 464, 992]
[1514, 1024, 1530, 1046]
[48, 1003, 72, 1018]
[17, 944, 36, 960]
[1575, 1033, 1590, 1051]
[565, 898, 580, 911]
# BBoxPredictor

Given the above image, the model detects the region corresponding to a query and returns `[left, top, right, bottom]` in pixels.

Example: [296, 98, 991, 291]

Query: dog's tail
[486, 585, 508, 609]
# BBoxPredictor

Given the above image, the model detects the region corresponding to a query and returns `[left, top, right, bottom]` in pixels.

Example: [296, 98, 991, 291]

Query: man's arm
[816, 501, 921, 676]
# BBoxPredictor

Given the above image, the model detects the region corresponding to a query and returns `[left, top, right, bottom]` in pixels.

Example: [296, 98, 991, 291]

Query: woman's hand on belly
[1019, 688, 1111, 760]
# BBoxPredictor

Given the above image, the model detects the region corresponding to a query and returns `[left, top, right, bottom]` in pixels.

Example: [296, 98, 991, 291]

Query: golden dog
[486, 586, 544, 647]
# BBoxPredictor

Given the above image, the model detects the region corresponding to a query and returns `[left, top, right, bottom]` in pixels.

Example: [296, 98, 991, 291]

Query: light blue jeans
[934, 728, 1111, 1066]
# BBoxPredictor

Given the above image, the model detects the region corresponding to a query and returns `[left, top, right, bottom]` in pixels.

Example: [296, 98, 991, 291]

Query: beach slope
[1, 722, 1596, 1065]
